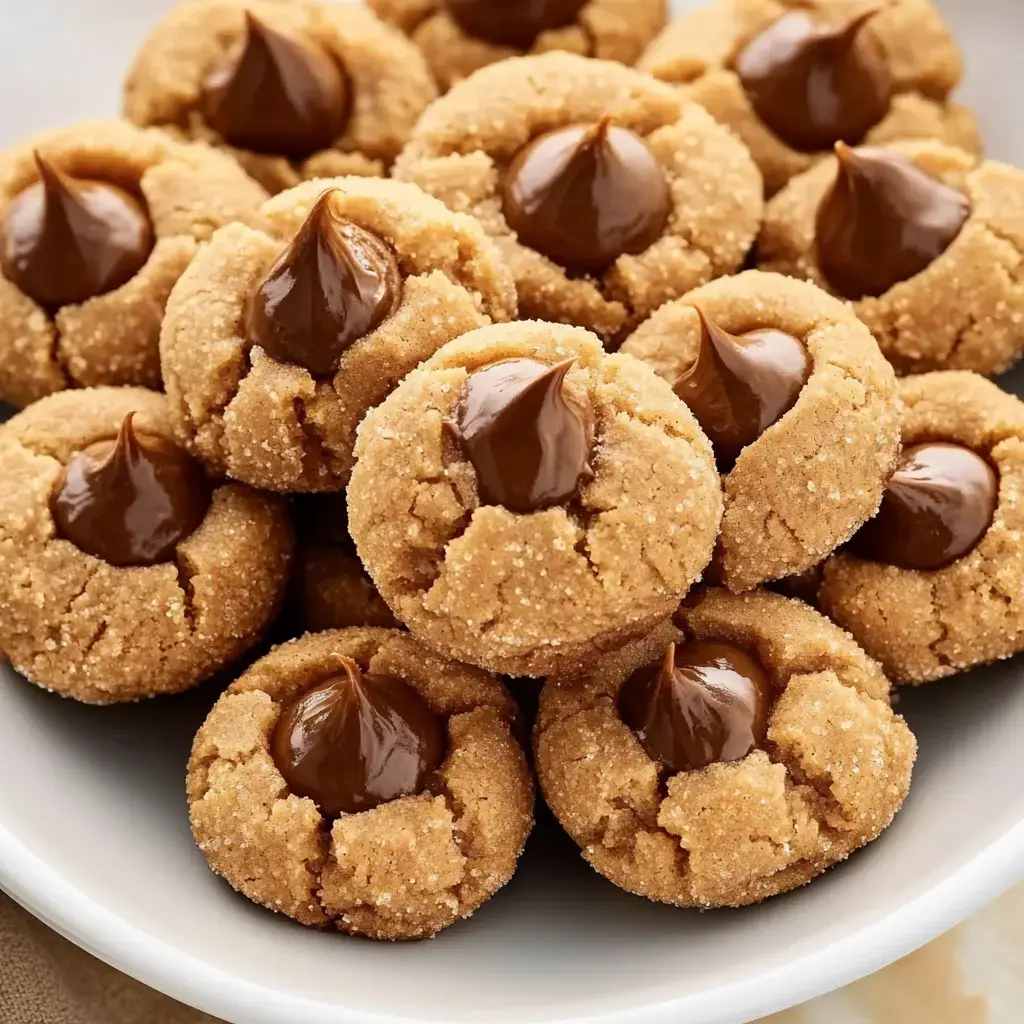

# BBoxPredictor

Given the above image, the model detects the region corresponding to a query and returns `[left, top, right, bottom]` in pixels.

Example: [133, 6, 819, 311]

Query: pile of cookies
[1, 0, 1022, 942]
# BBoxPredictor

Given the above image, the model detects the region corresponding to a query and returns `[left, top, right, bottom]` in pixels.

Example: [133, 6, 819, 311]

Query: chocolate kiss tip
[839, 6, 881, 36]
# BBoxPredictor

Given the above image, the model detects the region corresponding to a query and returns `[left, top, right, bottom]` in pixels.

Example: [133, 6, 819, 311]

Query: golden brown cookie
[639, 0, 979, 196]
[123, 0, 437, 193]
[370, 0, 667, 92]
[188, 628, 534, 940]
[393, 52, 763, 345]
[621, 271, 900, 592]
[535, 587, 915, 908]
[0, 387, 292, 704]
[160, 175, 517, 494]
[820, 372, 1024, 684]
[0, 119, 268, 409]
[348, 320, 724, 677]
[759, 139, 1024, 376]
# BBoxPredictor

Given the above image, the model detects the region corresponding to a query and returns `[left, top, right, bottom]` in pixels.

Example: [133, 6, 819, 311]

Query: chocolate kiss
[817, 142, 970, 300]
[245, 189, 401, 376]
[203, 11, 348, 158]
[0, 153, 153, 311]
[618, 640, 774, 774]
[270, 656, 446, 816]
[453, 357, 595, 513]
[445, 0, 588, 49]
[674, 307, 809, 470]
[502, 117, 672, 273]
[51, 413, 211, 567]
[734, 8, 892, 152]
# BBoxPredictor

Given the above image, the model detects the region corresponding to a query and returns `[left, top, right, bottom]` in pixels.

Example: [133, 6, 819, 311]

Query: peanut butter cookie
[0, 387, 292, 704]
[622, 271, 900, 592]
[160, 175, 516, 493]
[639, 0, 979, 196]
[0, 119, 267, 409]
[348, 320, 723, 677]
[820, 372, 1024, 684]
[124, 0, 437, 193]
[393, 52, 763, 345]
[535, 587, 915, 907]
[188, 628, 533, 940]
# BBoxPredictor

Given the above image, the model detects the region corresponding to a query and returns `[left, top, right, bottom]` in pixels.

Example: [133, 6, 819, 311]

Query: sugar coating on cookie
[123, 0, 437, 194]
[348, 320, 723, 677]
[535, 587, 915, 908]
[639, 0, 979, 196]
[187, 628, 534, 940]
[622, 271, 900, 592]
[0, 387, 292, 704]
[0, 119, 268, 409]
[160, 175, 517, 493]
[393, 52, 763, 344]
[759, 140, 1024, 377]
[821, 372, 1024, 684]
[370, 0, 667, 93]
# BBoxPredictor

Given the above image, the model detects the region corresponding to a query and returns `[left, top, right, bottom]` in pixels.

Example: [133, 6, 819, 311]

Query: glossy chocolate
[245, 190, 401, 376]
[270, 657, 445, 816]
[849, 442, 997, 571]
[734, 9, 891, 152]
[674, 307, 809, 469]
[452, 358, 594, 513]
[502, 118, 672, 273]
[446, 0, 587, 48]
[618, 640, 774, 774]
[817, 142, 970, 300]
[203, 11, 348, 158]
[52, 413, 211, 567]
[0, 154, 153, 311]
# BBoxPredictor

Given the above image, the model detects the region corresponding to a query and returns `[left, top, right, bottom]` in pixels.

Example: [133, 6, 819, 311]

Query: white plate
[1, 3, 1023, 1023]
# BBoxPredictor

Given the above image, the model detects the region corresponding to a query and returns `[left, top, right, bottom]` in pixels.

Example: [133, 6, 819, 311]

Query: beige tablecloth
[3, 887, 1022, 1024]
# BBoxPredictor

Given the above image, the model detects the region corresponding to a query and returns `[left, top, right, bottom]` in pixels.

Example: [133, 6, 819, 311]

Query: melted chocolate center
[849, 442, 997, 571]
[817, 142, 970, 300]
[245, 189, 401, 376]
[452, 358, 594, 513]
[734, 8, 892, 152]
[51, 413, 212, 567]
[270, 657, 445, 816]
[203, 11, 348, 158]
[619, 640, 774, 774]
[502, 118, 672, 273]
[0, 153, 153, 311]
[446, 0, 588, 48]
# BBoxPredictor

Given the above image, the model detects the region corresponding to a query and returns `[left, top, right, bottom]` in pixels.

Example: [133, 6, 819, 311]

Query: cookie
[535, 587, 915, 908]
[393, 52, 763, 345]
[187, 627, 534, 940]
[348, 320, 723, 677]
[160, 175, 517, 493]
[759, 139, 1024, 376]
[639, 0, 980, 196]
[369, 0, 667, 93]
[0, 387, 292, 704]
[820, 372, 1024, 684]
[123, 0, 437, 193]
[621, 271, 900, 592]
[0, 119, 267, 409]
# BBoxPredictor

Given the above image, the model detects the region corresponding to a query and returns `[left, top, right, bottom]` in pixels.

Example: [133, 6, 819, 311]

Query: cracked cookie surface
[621, 271, 900, 592]
[0, 387, 292, 703]
[187, 628, 534, 940]
[820, 372, 1024, 684]
[535, 587, 915, 907]
[393, 52, 763, 345]
[0, 119, 268, 409]
[348, 320, 723, 678]
[160, 175, 517, 493]
[759, 140, 1024, 376]
[639, 0, 979, 196]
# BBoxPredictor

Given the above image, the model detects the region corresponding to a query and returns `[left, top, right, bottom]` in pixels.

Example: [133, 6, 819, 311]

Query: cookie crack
[174, 550, 199, 634]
